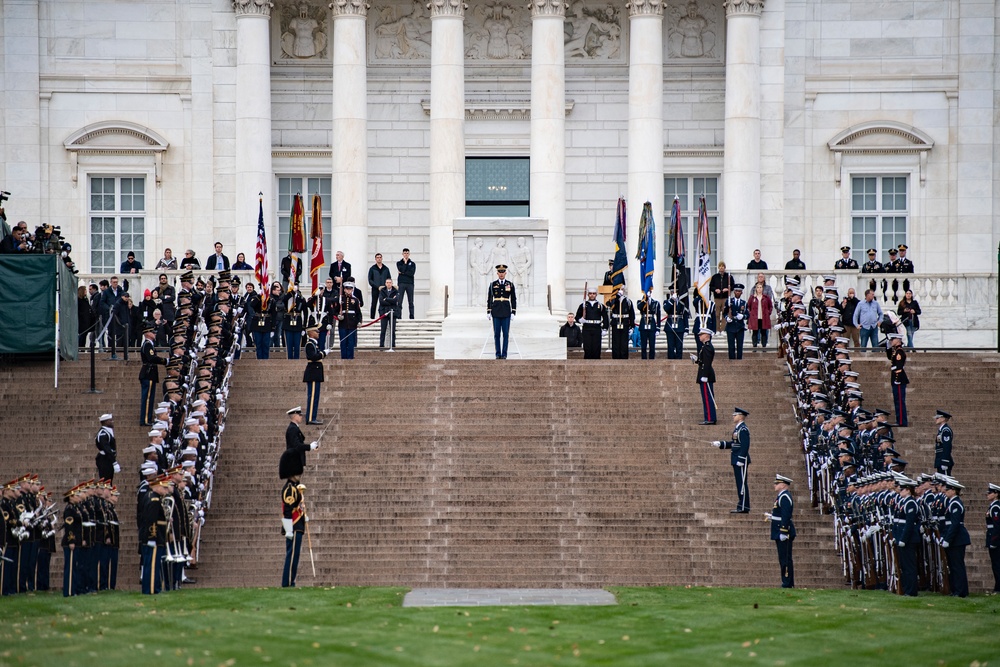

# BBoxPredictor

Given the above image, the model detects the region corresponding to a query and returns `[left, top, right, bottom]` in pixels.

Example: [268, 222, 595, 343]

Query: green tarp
[0, 254, 78, 359]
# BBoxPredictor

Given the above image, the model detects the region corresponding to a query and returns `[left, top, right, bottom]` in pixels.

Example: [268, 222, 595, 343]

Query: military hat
[838, 421, 856, 431]
[988, 483, 1000, 494]
[897, 244, 908, 251]
[142, 322, 157, 335]
[180, 271, 195, 283]
[829, 325, 844, 333]
[343, 281, 355, 289]
[896, 476, 917, 488]
[99, 413, 113, 422]
[825, 308, 841, 318]
[790, 302, 806, 311]
[867, 248, 877, 255]
[878, 434, 895, 444]
[232, 275, 242, 285]
[183, 431, 199, 441]
[887, 247, 898, 256]
[822, 275, 837, 284]
[495, 264, 508, 271]
[789, 287, 804, 297]
[840, 246, 850, 253]
[943, 476, 964, 491]
[279, 447, 305, 480]
[784, 277, 800, 286]
[287, 406, 303, 416]
[733, 283, 744, 291]
[733, 407, 749, 417]
[608, 259, 614, 265]
[774, 474, 793, 485]
[181, 460, 196, 469]
[698, 328, 714, 336]
[152, 475, 173, 488]
[142, 445, 157, 455]
[306, 323, 322, 333]
[184, 418, 198, 427]
[916, 473, 933, 483]
[934, 409, 951, 420]
[811, 392, 828, 400]
[218, 269, 232, 281]
[890, 457, 908, 468]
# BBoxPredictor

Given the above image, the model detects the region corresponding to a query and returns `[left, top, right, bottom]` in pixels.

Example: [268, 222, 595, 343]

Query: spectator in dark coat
[897, 290, 922, 348]
[120, 251, 142, 275]
[232, 252, 253, 270]
[179, 249, 201, 270]
[840, 287, 861, 347]
[709, 262, 735, 332]
[77, 286, 95, 348]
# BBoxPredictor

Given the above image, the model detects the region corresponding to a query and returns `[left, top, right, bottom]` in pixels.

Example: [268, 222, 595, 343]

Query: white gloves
[736, 460, 744, 467]
[779, 534, 789, 542]
[309, 441, 319, 450]
[726, 317, 732, 323]
[324, 348, 334, 355]
[487, 314, 492, 320]
[689, 354, 697, 362]
[711, 441, 722, 448]
[940, 540, 949, 548]
[700, 377, 708, 383]
[897, 541, 905, 548]
[736, 314, 744, 321]
[282, 518, 294, 539]
[113, 462, 121, 473]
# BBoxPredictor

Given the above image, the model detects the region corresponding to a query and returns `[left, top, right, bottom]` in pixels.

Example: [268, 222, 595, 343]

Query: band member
[769, 474, 795, 588]
[713, 407, 751, 512]
[691, 328, 717, 425]
[303, 326, 330, 425]
[636, 289, 661, 360]
[94, 414, 119, 483]
[607, 285, 635, 359]
[933, 409, 954, 475]
[575, 288, 609, 359]
[887, 334, 908, 427]
[278, 419, 319, 588]
[486, 265, 517, 360]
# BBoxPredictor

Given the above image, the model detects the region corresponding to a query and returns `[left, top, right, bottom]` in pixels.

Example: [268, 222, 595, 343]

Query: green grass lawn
[1, 587, 998, 667]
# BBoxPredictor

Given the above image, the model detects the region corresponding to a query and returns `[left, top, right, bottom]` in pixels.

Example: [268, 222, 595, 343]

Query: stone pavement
[402, 588, 617, 607]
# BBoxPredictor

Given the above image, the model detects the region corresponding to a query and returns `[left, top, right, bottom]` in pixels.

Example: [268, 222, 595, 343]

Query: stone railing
[76, 269, 262, 297]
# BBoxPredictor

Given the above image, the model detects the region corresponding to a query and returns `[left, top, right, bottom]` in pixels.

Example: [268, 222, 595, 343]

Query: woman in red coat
[747, 282, 773, 348]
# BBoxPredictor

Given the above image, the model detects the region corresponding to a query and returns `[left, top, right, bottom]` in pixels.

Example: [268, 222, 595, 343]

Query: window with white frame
[851, 176, 907, 264]
[277, 176, 333, 270]
[89, 176, 145, 273]
[664, 175, 719, 272]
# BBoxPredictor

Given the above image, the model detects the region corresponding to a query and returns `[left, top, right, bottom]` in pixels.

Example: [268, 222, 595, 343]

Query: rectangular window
[850, 175, 907, 263]
[465, 157, 530, 217]
[88, 176, 145, 272]
[664, 175, 719, 273]
[277, 176, 333, 273]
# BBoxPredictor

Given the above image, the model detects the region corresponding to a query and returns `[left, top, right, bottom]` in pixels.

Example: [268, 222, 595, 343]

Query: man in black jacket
[396, 248, 416, 319]
[367, 253, 392, 319]
[329, 250, 351, 287]
[559, 313, 582, 349]
[205, 242, 231, 271]
[139, 323, 167, 426]
[378, 278, 401, 349]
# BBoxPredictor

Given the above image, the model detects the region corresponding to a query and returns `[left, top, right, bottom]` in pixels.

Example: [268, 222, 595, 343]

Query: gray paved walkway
[402, 588, 617, 607]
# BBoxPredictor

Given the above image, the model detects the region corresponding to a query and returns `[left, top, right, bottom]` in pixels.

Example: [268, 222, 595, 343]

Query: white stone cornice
[724, 0, 764, 18]
[626, 0, 663, 18]
[233, 0, 273, 17]
[529, 0, 566, 19]
[428, 0, 466, 18]
[330, 0, 369, 18]
[420, 99, 575, 120]
[64, 121, 169, 186]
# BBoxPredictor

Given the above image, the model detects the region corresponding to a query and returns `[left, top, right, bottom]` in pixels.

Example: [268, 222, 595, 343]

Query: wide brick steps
[2, 351, 997, 591]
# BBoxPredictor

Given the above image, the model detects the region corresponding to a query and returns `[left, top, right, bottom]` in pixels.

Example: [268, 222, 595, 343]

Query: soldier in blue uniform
[486, 265, 517, 359]
[933, 409, 954, 475]
[607, 286, 635, 359]
[769, 474, 795, 587]
[892, 476, 920, 596]
[861, 248, 884, 274]
[575, 288, 609, 359]
[662, 292, 688, 359]
[723, 284, 748, 359]
[986, 482, 1000, 593]
[303, 325, 331, 425]
[834, 246, 859, 270]
[887, 334, 908, 427]
[713, 407, 751, 512]
[139, 324, 167, 427]
[636, 289, 661, 359]
[692, 328, 716, 425]
[939, 476, 971, 597]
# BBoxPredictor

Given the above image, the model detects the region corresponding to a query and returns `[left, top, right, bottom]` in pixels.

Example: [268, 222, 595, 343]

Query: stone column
[722, 0, 764, 263]
[427, 0, 466, 318]
[530, 0, 566, 313]
[331, 0, 369, 272]
[233, 0, 274, 265]
[626, 0, 664, 295]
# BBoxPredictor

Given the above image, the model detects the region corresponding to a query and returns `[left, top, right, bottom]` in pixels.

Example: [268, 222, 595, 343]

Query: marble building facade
[0, 0, 997, 325]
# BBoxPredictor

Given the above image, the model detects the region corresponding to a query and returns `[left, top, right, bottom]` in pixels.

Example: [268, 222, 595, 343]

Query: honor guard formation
[779, 272, 998, 596]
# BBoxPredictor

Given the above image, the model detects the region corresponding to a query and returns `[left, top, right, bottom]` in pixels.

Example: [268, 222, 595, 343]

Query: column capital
[232, 0, 273, 18]
[724, 0, 765, 18]
[529, 0, 566, 19]
[330, 0, 369, 18]
[626, 0, 663, 18]
[428, 0, 466, 18]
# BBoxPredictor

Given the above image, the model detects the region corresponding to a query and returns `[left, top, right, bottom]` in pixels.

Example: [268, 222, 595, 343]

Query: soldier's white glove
[310, 441, 319, 450]
[689, 354, 697, 362]
[940, 540, 949, 548]
[726, 317, 732, 323]
[736, 315, 744, 321]
[324, 348, 334, 355]
[113, 462, 121, 473]
[779, 534, 789, 542]
[700, 377, 708, 383]
[487, 314, 492, 321]
[711, 441, 722, 448]
[282, 518, 293, 539]
[897, 541, 905, 548]
[98, 450, 106, 456]
[736, 460, 744, 467]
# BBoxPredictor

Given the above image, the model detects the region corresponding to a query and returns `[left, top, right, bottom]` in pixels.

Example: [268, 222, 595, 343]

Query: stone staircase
[1, 351, 997, 591]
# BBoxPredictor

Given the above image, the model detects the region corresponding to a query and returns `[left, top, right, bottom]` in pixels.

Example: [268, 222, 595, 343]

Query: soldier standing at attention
[893, 476, 920, 596]
[61, 485, 83, 596]
[723, 283, 748, 359]
[691, 328, 717, 425]
[94, 414, 119, 484]
[607, 285, 635, 359]
[835, 245, 859, 270]
[486, 264, 517, 359]
[861, 248, 883, 274]
[887, 334, 908, 427]
[139, 323, 167, 427]
[636, 288, 660, 360]
[662, 292, 689, 359]
[768, 474, 795, 588]
[713, 407, 751, 513]
[575, 288, 609, 359]
[303, 325, 331, 425]
[986, 482, 1000, 594]
[334, 282, 363, 360]
[940, 476, 971, 598]
[933, 409, 954, 475]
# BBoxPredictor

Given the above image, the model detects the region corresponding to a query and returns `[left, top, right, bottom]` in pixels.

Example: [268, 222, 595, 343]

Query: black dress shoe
[699, 421, 717, 426]
[307, 420, 324, 425]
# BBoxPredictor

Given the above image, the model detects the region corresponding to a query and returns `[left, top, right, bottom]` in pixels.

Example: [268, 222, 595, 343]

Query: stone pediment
[63, 121, 169, 185]
[827, 121, 933, 185]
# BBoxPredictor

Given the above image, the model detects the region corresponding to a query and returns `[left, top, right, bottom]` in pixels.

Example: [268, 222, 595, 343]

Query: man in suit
[204, 242, 230, 271]
[486, 264, 517, 359]
[303, 325, 331, 425]
[329, 250, 351, 287]
[691, 328, 716, 425]
[139, 323, 167, 427]
[769, 474, 796, 587]
[713, 407, 751, 512]
[723, 283, 748, 359]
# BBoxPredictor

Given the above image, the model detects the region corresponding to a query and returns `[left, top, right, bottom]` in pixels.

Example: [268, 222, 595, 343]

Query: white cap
[181, 460, 196, 468]
[184, 418, 198, 426]
[99, 413, 113, 422]
[153, 421, 169, 430]
[140, 461, 158, 473]
[699, 328, 714, 336]
[287, 406, 303, 416]
[184, 431, 198, 440]
[774, 474, 793, 485]
[154, 407, 169, 415]
[192, 400, 207, 407]
[191, 411, 205, 418]
[142, 445, 157, 455]
[147, 430, 161, 438]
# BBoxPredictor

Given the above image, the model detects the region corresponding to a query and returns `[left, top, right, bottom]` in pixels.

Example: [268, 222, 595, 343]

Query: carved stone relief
[464, 0, 531, 61]
[564, 2, 623, 61]
[372, 1, 432, 60]
[468, 236, 534, 306]
[277, 2, 330, 60]
[665, 0, 721, 62]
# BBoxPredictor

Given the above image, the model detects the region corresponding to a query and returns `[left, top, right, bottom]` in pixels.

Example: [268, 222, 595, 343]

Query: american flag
[254, 197, 270, 308]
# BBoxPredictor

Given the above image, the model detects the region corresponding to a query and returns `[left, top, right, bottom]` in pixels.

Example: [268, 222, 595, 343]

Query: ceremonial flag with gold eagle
[288, 193, 307, 254]
[309, 194, 325, 294]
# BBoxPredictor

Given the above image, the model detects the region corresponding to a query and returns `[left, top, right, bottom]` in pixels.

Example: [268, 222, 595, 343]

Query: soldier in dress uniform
[1, 479, 21, 596]
[723, 284, 748, 359]
[602, 259, 615, 285]
[892, 476, 920, 596]
[713, 407, 751, 512]
[692, 328, 717, 425]
[303, 325, 331, 425]
[939, 475, 971, 597]
[933, 409, 954, 475]
[662, 292, 689, 359]
[606, 285, 635, 359]
[885, 247, 900, 273]
[636, 289, 661, 359]
[986, 482, 1000, 593]
[896, 244, 914, 273]
[575, 288, 609, 359]
[333, 282, 364, 360]
[94, 414, 119, 483]
[835, 246, 859, 270]
[887, 334, 908, 427]
[279, 417, 320, 588]
[61, 484, 83, 596]
[139, 323, 167, 426]
[486, 265, 517, 359]
[140, 475, 171, 595]
[861, 248, 884, 274]
[769, 473, 795, 587]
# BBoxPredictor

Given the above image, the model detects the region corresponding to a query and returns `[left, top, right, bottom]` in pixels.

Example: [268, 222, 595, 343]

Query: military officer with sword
[279, 407, 322, 587]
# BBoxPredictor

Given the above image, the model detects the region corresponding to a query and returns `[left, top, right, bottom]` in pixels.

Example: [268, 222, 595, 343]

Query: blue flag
[610, 197, 627, 287]
[636, 201, 656, 293]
